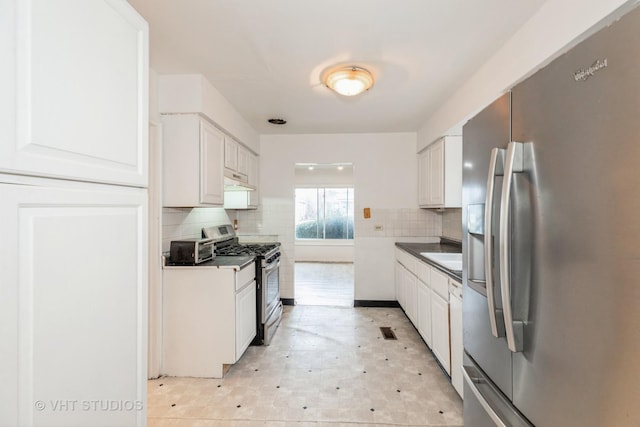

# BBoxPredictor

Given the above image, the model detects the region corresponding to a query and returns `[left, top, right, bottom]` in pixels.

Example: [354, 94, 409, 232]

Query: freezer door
[462, 92, 513, 399]
[463, 353, 532, 427]
[509, 5, 640, 426]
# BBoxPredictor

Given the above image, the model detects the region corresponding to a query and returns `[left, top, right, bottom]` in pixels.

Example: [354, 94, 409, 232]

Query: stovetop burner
[215, 242, 279, 257]
[202, 224, 279, 258]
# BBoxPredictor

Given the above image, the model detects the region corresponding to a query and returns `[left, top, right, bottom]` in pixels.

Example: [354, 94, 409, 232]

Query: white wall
[418, 0, 638, 149]
[236, 132, 444, 301]
[295, 242, 354, 263]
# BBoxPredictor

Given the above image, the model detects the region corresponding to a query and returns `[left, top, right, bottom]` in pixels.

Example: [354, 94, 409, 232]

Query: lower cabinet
[0, 176, 148, 427]
[431, 290, 451, 375]
[163, 263, 256, 378]
[395, 247, 461, 396]
[449, 281, 463, 397]
[417, 280, 432, 347]
[235, 276, 257, 358]
[404, 268, 418, 325]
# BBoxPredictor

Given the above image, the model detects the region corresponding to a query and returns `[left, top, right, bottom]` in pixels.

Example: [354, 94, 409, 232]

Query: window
[295, 188, 354, 239]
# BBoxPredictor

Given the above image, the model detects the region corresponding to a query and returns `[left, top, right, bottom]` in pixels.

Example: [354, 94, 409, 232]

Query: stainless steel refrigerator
[461, 5, 640, 426]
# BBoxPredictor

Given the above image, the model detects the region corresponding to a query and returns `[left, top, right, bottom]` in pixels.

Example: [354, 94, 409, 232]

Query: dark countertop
[395, 240, 462, 282]
[164, 255, 255, 270]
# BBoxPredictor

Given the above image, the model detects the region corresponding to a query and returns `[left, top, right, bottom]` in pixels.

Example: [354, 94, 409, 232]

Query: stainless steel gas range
[203, 224, 282, 345]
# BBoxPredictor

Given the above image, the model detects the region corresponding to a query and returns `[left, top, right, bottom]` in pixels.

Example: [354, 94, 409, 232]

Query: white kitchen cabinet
[0, 2, 148, 426]
[0, 0, 148, 187]
[162, 114, 225, 207]
[449, 280, 464, 398]
[237, 145, 250, 176]
[225, 137, 239, 172]
[417, 135, 462, 208]
[404, 267, 418, 325]
[247, 152, 260, 208]
[395, 261, 405, 309]
[417, 279, 432, 347]
[162, 262, 256, 378]
[235, 277, 257, 357]
[224, 150, 260, 210]
[0, 176, 148, 427]
[431, 289, 451, 375]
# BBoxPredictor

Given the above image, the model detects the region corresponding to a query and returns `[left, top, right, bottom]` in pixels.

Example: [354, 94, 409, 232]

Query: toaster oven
[169, 238, 214, 265]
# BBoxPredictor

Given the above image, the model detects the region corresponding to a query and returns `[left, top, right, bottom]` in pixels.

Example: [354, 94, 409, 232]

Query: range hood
[224, 171, 255, 192]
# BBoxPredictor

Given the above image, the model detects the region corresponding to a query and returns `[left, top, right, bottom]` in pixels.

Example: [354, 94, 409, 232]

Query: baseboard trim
[354, 300, 400, 308]
[281, 298, 295, 306]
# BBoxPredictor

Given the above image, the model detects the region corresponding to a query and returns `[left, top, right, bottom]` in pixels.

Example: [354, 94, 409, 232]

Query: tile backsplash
[354, 208, 442, 238]
[160, 204, 461, 299]
[441, 208, 462, 241]
[161, 207, 233, 252]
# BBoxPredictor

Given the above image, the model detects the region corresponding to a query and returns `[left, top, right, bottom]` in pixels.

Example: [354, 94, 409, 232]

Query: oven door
[262, 259, 280, 323]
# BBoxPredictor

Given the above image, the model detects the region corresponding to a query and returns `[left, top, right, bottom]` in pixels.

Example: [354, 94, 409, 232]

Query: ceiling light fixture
[323, 66, 374, 96]
[268, 118, 287, 125]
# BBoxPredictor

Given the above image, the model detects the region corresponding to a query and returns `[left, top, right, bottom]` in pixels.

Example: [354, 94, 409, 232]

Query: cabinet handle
[484, 148, 505, 338]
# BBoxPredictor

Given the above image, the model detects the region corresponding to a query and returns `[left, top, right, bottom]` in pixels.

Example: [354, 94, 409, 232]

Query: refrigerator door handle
[463, 366, 508, 427]
[484, 147, 506, 338]
[499, 141, 524, 353]
[463, 363, 533, 427]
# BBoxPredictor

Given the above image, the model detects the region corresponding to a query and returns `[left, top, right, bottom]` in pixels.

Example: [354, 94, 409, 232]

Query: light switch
[364, 208, 371, 219]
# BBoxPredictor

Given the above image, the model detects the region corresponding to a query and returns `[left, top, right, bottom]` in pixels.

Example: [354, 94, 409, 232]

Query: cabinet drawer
[416, 261, 430, 284]
[430, 268, 449, 300]
[399, 250, 416, 274]
[236, 263, 256, 291]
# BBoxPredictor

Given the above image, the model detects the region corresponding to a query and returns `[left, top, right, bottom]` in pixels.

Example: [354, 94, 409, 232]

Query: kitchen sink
[420, 252, 462, 271]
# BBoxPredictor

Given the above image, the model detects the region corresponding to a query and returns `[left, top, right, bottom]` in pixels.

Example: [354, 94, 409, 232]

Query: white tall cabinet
[0, 1, 149, 426]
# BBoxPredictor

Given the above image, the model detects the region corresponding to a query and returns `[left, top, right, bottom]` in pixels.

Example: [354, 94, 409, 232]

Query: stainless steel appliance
[462, 6, 640, 426]
[203, 225, 282, 345]
[168, 238, 214, 265]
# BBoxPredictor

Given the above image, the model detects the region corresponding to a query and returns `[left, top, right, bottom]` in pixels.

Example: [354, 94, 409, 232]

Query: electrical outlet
[374, 225, 384, 231]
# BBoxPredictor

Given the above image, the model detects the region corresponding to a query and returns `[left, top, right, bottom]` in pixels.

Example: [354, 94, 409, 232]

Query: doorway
[293, 163, 355, 307]
[295, 262, 354, 306]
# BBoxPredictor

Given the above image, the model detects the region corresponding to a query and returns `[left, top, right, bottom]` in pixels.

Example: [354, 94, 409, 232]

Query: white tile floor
[148, 305, 463, 427]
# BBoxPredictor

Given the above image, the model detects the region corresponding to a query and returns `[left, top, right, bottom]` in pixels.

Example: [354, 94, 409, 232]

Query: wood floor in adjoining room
[294, 262, 354, 307]
[147, 305, 463, 427]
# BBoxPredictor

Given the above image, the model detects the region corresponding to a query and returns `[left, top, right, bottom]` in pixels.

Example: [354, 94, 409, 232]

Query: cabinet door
[405, 270, 418, 325]
[0, 0, 149, 187]
[224, 137, 238, 171]
[449, 287, 463, 398]
[200, 121, 225, 205]
[395, 262, 405, 309]
[235, 281, 257, 360]
[237, 145, 250, 176]
[247, 153, 260, 208]
[428, 139, 445, 205]
[417, 281, 432, 347]
[0, 179, 147, 427]
[418, 149, 430, 206]
[431, 290, 451, 374]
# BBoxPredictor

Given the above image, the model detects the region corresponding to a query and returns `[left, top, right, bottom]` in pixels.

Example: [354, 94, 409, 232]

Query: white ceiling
[128, 0, 546, 135]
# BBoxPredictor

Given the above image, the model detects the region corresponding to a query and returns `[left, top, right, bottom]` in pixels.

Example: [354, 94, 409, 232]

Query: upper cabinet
[224, 137, 255, 185]
[224, 149, 260, 210]
[162, 114, 225, 207]
[0, 0, 149, 187]
[225, 137, 239, 173]
[418, 136, 462, 208]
